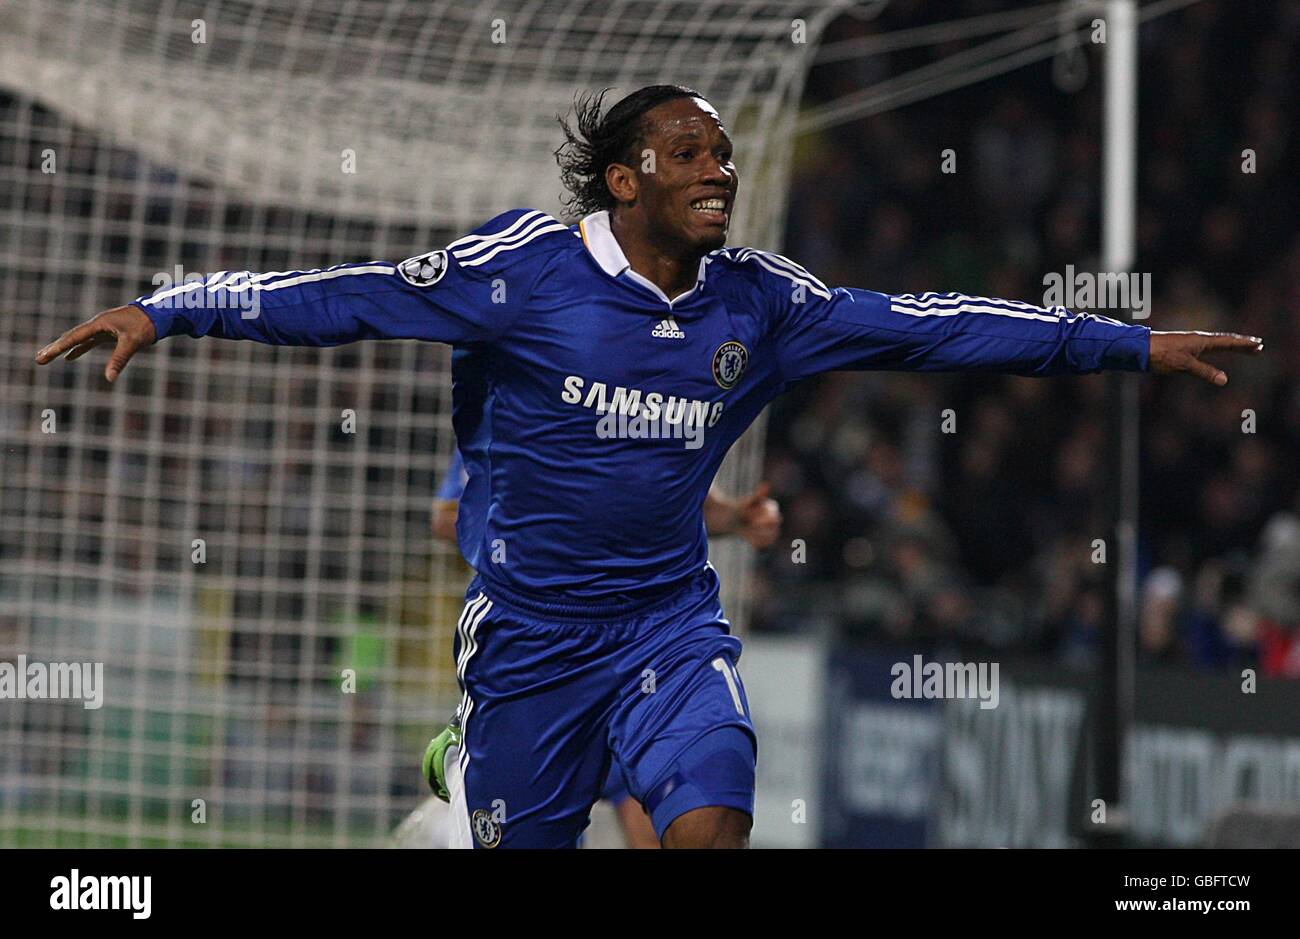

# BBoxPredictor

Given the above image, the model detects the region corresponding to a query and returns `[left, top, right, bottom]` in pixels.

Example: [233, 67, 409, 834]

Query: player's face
[638, 97, 737, 251]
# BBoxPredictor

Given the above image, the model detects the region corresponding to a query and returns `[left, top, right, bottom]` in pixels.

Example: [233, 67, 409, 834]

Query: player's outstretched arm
[35, 264, 436, 375]
[35, 304, 156, 383]
[34, 219, 548, 379]
[767, 274, 1264, 386]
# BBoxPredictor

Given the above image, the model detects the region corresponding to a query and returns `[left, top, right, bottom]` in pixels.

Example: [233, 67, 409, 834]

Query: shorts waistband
[470, 568, 713, 623]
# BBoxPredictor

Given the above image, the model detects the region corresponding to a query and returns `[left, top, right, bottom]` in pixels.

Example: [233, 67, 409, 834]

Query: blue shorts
[444, 566, 757, 848]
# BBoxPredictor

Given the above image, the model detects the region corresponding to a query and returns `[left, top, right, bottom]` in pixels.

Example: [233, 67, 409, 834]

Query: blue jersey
[134, 208, 1149, 604]
[436, 448, 468, 502]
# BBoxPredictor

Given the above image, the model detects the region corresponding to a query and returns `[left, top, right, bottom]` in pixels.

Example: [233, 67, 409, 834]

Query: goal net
[0, 0, 851, 847]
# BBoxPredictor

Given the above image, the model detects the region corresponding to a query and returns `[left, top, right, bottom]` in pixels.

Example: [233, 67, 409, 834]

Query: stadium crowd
[752, 0, 1300, 676]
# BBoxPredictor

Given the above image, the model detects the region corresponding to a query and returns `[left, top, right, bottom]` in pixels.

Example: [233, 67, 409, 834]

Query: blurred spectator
[754, 0, 1300, 680]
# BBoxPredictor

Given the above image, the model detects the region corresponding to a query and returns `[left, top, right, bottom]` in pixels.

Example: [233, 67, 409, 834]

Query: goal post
[0, 0, 852, 847]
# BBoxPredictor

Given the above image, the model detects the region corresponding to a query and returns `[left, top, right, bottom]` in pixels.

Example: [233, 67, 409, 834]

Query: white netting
[0, 0, 850, 847]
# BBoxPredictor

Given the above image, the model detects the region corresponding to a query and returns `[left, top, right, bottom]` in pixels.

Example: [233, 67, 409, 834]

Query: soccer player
[428, 446, 782, 848]
[36, 84, 1263, 849]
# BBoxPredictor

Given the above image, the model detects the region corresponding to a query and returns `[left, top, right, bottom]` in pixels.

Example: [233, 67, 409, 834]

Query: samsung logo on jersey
[561, 376, 724, 432]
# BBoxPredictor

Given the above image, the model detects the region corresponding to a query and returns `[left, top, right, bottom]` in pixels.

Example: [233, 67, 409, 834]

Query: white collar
[578, 210, 708, 306]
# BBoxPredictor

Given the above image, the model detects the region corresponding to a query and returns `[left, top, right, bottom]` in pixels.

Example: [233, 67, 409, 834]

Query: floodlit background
[1, 0, 1296, 848]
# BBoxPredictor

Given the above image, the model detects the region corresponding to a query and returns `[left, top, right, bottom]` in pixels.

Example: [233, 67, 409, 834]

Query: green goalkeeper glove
[421, 719, 461, 802]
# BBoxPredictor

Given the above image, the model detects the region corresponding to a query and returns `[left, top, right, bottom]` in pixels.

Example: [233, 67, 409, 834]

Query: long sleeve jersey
[135, 208, 1149, 605]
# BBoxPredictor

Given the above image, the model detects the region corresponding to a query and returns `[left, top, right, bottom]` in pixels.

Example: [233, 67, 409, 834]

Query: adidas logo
[652, 316, 685, 339]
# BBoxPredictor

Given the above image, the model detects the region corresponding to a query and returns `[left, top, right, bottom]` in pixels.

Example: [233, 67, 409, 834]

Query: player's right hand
[35, 304, 157, 383]
[421, 720, 462, 802]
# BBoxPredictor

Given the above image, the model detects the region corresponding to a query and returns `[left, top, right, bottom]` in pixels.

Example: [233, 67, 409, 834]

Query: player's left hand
[736, 482, 781, 549]
[1149, 331, 1264, 386]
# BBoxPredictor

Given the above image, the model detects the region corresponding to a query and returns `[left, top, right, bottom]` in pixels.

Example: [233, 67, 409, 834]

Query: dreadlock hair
[554, 84, 702, 220]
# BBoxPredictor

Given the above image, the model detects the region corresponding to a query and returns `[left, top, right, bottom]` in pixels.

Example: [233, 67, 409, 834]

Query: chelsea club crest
[712, 340, 748, 390]
[471, 808, 502, 848]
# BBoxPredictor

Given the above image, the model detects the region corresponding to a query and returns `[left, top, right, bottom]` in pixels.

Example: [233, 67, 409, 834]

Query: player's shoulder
[708, 245, 833, 301]
[447, 208, 578, 273]
[396, 209, 573, 288]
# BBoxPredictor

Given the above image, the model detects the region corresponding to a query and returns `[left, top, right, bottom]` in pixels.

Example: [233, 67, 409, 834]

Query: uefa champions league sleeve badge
[398, 249, 450, 287]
